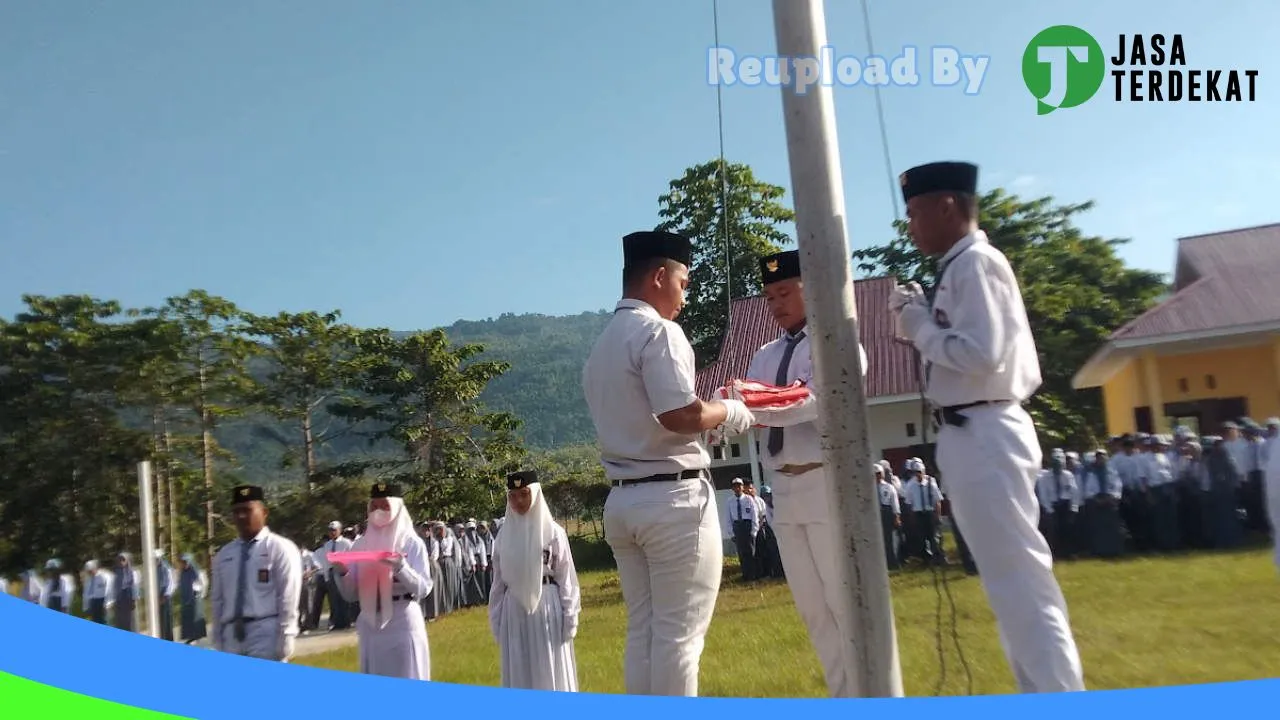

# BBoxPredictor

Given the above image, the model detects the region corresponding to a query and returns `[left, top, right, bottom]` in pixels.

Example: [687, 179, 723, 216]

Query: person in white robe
[332, 481, 432, 681]
[488, 469, 581, 691]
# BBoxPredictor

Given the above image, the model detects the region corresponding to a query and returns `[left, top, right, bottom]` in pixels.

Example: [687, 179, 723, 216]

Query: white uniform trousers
[935, 402, 1085, 693]
[602, 473, 723, 697]
[765, 464, 855, 697]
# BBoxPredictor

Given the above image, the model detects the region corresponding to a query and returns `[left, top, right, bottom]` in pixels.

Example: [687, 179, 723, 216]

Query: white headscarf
[351, 492, 416, 630]
[492, 482, 555, 614]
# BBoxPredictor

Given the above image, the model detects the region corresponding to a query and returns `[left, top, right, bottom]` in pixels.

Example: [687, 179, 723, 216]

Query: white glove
[888, 281, 925, 313]
[898, 302, 932, 342]
[279, 634, 296, 662]
[563, 617, 578, 643]
[719, 398, 756, 436]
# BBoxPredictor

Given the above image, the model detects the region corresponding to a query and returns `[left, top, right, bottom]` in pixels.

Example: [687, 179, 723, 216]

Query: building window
[906, 422, 916, 438]
[712, 446, 724, 461]
[1205, 374, 1217, 390]
[1178, 377, 1189, 393]
[730, 443, 742, 458]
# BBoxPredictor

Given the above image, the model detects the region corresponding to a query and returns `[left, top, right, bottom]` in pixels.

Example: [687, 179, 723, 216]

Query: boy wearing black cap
[210, 485, 303, 662]
[888, 162, 1085, 693]
[582, 230, 757, 697]
[739, 248, 869, 697]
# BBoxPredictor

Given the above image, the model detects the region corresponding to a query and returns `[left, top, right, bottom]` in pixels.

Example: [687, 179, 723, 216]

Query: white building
[695, 278, 934, 549]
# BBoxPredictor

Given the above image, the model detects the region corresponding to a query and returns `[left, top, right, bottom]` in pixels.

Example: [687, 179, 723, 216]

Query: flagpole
[770, 0, 904, 697]
[138, 461, 161, 638]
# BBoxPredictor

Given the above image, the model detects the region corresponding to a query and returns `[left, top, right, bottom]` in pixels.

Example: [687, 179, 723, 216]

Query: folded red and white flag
[717, 379, 812, 409]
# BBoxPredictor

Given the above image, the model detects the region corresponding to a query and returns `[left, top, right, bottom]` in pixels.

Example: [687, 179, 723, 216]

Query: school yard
[295, 543, 1280, 696]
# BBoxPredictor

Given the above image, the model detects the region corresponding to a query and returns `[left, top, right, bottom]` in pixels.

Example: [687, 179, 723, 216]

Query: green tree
[139, 291, 258, 561]
[331, 329, 526, 518]
[656, 160, 794, 364]
[851, 189, 1167, 449]
[0, 296, 153, 572]
[243, 309, 363, 491]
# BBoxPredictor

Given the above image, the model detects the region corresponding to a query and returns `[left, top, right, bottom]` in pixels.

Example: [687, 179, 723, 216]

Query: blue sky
[2, 1, 1275, 331]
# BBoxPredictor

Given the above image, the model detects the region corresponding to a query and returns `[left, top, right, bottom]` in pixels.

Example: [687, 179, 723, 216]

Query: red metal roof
[694, 276, 923, 401]
[1109, 223, 1280, 342]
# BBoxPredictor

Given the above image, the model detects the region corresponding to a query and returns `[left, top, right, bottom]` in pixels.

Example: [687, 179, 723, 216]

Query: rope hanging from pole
[858, 0, 973, 696]
[712, 0, 733, 346]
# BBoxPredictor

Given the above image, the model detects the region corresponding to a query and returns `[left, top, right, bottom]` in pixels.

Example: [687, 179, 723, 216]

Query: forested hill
[428, 310, 612, 448]
[212, 310, 612, 483]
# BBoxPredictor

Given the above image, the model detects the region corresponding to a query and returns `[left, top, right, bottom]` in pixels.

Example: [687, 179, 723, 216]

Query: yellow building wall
[1100, 340, 1280, 436]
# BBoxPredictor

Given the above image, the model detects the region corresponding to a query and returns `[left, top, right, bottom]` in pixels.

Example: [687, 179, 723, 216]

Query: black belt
[391, 594, 416, 602]
[612, 468, 705, 487]
[542, 576, 557, 586]
[932, 400, 1014, 429]
[232, 614, 278, 623]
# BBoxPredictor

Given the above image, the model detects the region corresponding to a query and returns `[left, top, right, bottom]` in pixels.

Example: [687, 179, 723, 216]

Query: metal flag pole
[138, 461, 161, 638]
[770, 0, 904, 698]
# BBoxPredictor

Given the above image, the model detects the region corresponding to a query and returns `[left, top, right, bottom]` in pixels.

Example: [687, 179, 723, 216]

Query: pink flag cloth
[720, 379, 812, 409]
[326, 550, 397, 565]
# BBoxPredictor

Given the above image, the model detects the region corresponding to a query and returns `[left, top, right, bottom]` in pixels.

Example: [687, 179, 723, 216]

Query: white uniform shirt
[582, 299, 708, 480]
[1082, 463, 1123, 499]
[1036, 467, 1079, 511]
[42, 574, 76, 611]
[914, 230, 1041, 407]
[1143, 452, 1175, 488]
[745, 330, 868, 471]
[905, 478, 941, 512]
[314, 535, 353, 575]
[82, 569, 115, 608]
[877, 480, 901, 514]
[210, 527, 303, 643]
[1109, 453, 1142, 490]
[752, 495, 767, 528]
[727, 492, 759, 535]
[438, 533, 457, 560]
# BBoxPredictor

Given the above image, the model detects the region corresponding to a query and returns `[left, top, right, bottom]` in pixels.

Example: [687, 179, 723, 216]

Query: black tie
[767, 331, 806, 456]
[1055, 470, 1063, 500]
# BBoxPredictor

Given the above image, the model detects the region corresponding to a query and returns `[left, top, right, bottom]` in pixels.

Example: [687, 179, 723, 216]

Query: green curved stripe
[0, 671, 193, 719]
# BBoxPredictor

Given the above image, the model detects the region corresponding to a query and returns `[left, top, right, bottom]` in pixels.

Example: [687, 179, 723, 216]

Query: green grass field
[296, 547, 1280, 697]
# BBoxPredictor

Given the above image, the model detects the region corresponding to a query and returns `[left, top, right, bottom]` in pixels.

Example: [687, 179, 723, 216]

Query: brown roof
[694, 276, 923, 401]
[1109, 223, 1280, 342]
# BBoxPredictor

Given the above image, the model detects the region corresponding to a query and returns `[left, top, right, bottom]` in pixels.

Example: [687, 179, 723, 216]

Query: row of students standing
[5, 550, 209, 644]
[1033, 424, 1277, 561]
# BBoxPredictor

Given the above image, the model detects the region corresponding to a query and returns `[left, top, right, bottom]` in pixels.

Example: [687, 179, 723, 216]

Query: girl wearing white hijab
[489, 470, 581, 691]
[332, 481, 433, 680]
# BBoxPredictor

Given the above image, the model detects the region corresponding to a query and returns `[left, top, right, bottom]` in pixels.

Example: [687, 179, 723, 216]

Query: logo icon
[1022, 25, 1106, 114]
[765, 259, 779, 273]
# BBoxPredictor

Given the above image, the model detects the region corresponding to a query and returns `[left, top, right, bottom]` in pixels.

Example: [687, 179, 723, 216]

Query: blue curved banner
[0, 592, 1274, 716]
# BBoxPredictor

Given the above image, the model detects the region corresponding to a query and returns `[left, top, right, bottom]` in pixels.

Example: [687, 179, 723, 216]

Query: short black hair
[948, 191, 979, 220]
[623, 256, 680, 288]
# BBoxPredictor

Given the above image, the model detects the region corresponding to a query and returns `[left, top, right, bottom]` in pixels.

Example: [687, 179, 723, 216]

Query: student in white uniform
[332, 482, 432, 681]
[81, 560, 115, 625]
[727, 478, 759, 581]
[41, 559, 75, 614]
[489, 470, 582, 691]
[876, 465, 902, 571]
[889, 161, 1085, 693]
[739, 249, 870, 698]
[581, 230, 756, 697]
[210, 485, 303, 662]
